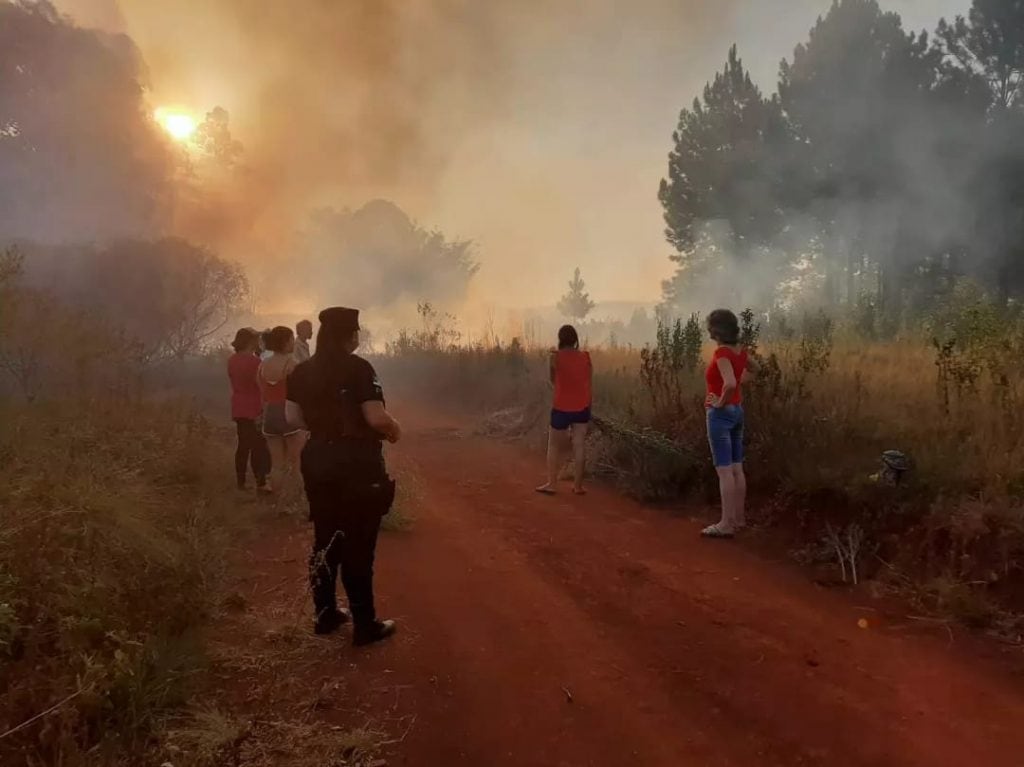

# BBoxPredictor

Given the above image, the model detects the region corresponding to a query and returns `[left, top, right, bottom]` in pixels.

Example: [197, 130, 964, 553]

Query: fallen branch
[0, 689, 84, 741]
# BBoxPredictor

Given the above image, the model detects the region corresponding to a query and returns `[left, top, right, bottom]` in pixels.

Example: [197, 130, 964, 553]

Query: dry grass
[377, 329, 1024, 630]
[0, 399, 248, 765]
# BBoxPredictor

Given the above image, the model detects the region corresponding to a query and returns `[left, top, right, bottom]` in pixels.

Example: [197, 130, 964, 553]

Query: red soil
[227, 405, 1024, 766]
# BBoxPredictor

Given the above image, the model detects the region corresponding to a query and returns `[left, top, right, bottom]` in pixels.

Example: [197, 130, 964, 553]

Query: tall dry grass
[0, 399, 243, 765]
[377, 310, 1024, 629]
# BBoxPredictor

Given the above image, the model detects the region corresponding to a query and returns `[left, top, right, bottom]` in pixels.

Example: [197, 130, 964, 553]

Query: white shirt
[294, 337, 311, 363]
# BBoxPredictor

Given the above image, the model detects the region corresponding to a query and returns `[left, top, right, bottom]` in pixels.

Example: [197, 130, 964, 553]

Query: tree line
[659, 0, 1024, 326]
[0, 0, 479, 393]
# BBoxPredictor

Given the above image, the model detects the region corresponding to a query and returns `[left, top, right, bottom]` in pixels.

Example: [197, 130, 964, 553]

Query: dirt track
[227, 406, 1024, 766]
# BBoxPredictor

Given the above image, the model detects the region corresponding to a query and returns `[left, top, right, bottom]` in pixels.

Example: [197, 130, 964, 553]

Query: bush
[381, 300, 1024, 627]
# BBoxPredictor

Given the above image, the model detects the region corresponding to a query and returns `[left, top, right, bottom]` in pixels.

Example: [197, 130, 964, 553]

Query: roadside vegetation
[377, 292, 1024, 636]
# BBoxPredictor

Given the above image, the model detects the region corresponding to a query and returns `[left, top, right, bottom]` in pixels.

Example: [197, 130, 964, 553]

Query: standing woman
[702, 309, 759, 539]
[259, 325, 306, 488]
[536, 325, 593, 496]
[286, 307, 401, 645]
[227, 328, 272, 493]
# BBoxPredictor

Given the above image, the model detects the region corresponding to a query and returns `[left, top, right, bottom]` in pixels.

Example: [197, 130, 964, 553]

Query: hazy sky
[57, 0, 967, 311]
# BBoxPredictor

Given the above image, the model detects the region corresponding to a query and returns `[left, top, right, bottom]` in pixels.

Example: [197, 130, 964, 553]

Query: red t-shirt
[228, 352, 262, 419]
[258, 354, 295, 405]
[705, 346, 748, 406]
[553, 349, 592, 412]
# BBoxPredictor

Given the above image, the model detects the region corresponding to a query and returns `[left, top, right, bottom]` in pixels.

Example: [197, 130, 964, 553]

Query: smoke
[51, 0, 968, 325]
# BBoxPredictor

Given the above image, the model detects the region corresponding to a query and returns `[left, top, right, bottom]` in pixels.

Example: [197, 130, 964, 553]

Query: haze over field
[52, 0, 964, 314]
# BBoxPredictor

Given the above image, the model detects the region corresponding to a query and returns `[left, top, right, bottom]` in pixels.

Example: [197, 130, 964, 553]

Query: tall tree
[302, 199, 479, 312]
[192, 106, 244, 169]
[659, 45, 790, 312]
[0, 1, 176, 242]
[19, 238, 248, 361]
[779, 0, 945, 313]
[936, 1, 1024, 302]
[936, 0, 1024, 111]
[557, 267, 596, 321]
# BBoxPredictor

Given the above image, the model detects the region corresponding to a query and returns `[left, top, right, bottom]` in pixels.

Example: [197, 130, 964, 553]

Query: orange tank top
[553, 349, 592, 412]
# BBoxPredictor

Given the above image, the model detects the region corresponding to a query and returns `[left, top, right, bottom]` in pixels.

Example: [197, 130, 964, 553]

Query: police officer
[285, 306, 401, 646]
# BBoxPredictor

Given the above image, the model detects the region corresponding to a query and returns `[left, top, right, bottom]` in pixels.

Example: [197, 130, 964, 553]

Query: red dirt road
[234, 407, 1024, 766]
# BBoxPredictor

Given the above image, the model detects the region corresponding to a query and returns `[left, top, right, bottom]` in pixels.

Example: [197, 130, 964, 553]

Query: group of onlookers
[227, 320, 315, 494]
[222, 307, 757, 650]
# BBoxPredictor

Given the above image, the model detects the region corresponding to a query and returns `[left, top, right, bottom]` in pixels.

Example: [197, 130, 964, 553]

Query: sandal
[535, 485, 556, 496]
[701, 524, 735, 539]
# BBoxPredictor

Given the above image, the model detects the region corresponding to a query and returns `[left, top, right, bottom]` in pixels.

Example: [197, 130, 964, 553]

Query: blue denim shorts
[706, 404, 745, 467]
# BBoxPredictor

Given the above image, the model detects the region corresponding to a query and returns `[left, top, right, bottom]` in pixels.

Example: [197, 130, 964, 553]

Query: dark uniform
[287, 307, 396, 646]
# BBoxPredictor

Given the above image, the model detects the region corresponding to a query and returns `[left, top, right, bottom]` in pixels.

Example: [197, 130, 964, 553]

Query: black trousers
[234, 418, 271, 487]
[306, 476, 384, 627]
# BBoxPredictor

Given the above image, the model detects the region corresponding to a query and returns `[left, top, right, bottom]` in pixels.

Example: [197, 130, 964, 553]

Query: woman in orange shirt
[536, 325, 593, 496]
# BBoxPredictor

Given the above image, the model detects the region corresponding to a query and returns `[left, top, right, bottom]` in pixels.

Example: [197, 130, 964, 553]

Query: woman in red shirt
[536, 325, 593, 496]
[703, 309, 759, 539]
[227, 328, 272, 493]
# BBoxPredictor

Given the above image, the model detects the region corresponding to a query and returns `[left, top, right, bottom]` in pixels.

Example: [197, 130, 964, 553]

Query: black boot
[314, 607, 351, 635]
[353, 619, 396, 647]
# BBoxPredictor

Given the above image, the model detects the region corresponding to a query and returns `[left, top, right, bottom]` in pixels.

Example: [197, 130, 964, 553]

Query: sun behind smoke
[154, 107, 197, 142]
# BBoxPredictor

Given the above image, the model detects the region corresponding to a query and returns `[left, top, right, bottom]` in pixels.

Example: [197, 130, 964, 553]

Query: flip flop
[535, 486, 556, 496]
[701, 524, 735, 539]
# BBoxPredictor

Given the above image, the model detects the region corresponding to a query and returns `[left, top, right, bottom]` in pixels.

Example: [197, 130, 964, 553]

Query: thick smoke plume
[44, 0, 967, 322]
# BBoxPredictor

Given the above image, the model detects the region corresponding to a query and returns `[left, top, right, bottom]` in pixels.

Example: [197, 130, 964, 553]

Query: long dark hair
[557, 325, 580, 350]
[707, 309, 740, 345]
[231, 327, 257, 353]
[266, 325, 294, 353]
[313, 323, 356, 374]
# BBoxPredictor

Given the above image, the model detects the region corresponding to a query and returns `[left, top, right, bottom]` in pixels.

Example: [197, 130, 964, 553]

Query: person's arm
[708, 356, 737, 408]
[284, 365, 308, 429]
[285, 399, 308, 430]
[362, 400, 402, 443]
[355, 360, 401, 443]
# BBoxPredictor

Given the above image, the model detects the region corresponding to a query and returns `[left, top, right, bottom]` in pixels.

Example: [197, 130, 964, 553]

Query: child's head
[707, 309, 739, 344]
[557, 325, 580, 350]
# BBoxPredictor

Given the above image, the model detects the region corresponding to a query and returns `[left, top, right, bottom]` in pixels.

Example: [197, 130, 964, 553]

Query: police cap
[318, 306, 360, 332]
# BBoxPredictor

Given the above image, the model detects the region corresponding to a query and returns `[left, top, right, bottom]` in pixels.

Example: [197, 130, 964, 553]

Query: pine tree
[557, 267, 596, 321]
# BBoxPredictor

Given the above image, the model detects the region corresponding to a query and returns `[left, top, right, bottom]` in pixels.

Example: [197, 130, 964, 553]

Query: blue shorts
[707, 404, 744, 467]
[551, 407, 591, 431]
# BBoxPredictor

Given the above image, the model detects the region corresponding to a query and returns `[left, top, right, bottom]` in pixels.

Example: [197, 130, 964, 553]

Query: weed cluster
[381, 298, 1024, 630]
[0, 400, 240, 764]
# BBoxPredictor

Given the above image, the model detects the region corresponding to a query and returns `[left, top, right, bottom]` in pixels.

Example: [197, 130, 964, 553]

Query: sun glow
[154, 107, 198, 142]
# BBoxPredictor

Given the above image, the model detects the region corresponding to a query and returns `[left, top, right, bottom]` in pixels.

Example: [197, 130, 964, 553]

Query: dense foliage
[660, 0, 1024, 323]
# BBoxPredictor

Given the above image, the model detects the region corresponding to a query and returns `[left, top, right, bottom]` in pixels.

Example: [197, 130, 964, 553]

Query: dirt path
[213, 405, 1024, 767]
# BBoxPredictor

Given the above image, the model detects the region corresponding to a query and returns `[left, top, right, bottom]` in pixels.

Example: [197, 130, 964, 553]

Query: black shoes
[313, 608, 351, 635]
[316, 610, 396, 646]
[353, 619, 397, 647]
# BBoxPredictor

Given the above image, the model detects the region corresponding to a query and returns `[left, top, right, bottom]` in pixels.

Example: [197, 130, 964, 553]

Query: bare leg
[731, 463, 747, 528]
[571, 422, 589, 493]
[537, 428, 569, 493]
[285, 431, 308, 477]
[266, 436, 286, 490]
[707, 465, 738, 534]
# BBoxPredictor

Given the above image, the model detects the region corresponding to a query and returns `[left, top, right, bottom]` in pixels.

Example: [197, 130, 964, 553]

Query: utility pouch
[362, 475, 397, 515]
